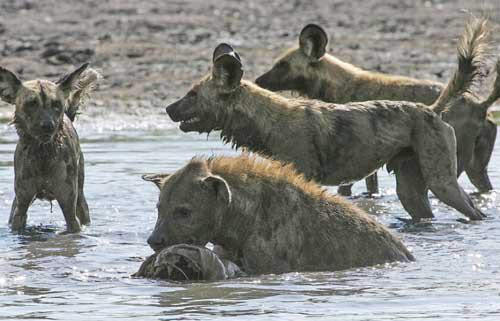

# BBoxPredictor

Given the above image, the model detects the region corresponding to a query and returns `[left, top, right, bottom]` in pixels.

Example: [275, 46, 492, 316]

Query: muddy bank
[0, 0, 499, 110]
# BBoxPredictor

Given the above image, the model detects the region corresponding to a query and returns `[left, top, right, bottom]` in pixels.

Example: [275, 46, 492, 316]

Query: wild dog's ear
[299, 24, 328, 60]
[142, 173, 171, 189]
[213, 43, 241, 63]
[203, 175, 232, 205]
[0, 66, 23, 104]
[57, 62, 90, 99]
[213, 53, 243, 91]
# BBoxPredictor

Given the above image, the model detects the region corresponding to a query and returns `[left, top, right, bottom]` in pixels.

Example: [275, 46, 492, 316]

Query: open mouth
[179, 115, 204, 132]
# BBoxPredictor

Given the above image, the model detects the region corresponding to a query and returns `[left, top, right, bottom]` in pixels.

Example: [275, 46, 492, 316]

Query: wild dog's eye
[275, 61, 290, 70]
[187, 90, 197, 97]
[173, 207, 192, 220]
[52, 101, 63, 111]
[25, 99, 38, 110]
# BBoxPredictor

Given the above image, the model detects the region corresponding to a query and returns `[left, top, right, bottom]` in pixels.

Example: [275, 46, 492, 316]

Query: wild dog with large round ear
[299, 24, 328, 60]
[165, 30, 487, 223]
[255, 18, 499, 198]
[0, 63, 100, 232]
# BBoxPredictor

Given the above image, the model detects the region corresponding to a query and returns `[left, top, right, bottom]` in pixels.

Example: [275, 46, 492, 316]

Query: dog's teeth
[184, 117, 200, 124]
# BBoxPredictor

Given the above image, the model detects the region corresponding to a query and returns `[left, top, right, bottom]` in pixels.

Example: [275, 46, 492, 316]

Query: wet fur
[166, 20, 487, 222]
[0, 65, 99, 232]
[257, 17, 498, 195]
[150, 155, 414, 275]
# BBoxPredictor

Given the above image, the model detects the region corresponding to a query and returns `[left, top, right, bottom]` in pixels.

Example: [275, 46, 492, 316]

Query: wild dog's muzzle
[165, 95, 210, 133]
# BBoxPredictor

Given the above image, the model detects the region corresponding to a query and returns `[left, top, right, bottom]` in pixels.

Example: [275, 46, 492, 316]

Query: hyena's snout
[147, 232, 167, 252]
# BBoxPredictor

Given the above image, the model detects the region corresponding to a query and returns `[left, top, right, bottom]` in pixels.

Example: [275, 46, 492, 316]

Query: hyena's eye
[187, 90, 197, 97]
[173, 207, 192, 220]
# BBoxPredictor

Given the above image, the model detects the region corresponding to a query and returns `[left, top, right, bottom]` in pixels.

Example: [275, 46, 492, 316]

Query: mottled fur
[256, 18, 498, 195]
[166, 21, 487, 222]
[144, 155, 414, 275]
[0, 63, 99, 232]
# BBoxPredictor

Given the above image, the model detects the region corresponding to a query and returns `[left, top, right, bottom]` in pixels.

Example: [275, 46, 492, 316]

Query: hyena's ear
[203, 175, 232, 205]
[0, 66, 23, 104]
[299, 24, 328, 60]
[142, 173, 171, 189]
[213, 52, 243, 91]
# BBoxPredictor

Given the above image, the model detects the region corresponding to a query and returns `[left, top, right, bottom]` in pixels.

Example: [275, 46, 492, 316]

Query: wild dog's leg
[9, 197, 17, 224]
[365, 173, 379, 195]
[76, 153, 90, 225]
[415, 118, 485, 221]
[56, 183, 81, 233]
[9, 193, 35, 231]
[394, 158, 433, 222]
[77, 193, 90, 225]
[337, 184, 353, 196]
[337, 173, 378, 197]
[466, 120, 497, 193]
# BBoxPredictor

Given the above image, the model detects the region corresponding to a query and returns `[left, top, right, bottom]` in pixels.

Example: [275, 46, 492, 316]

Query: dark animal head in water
[152, 244, 227, 281]
[0, 63, 97, 143]
[142, 160, 231, 252]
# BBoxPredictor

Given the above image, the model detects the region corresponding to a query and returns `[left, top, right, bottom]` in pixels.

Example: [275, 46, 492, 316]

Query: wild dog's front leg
[466, 121, 496, 193]
[77, 193, 90, 225]
[393, 158, 433, 222]
[9, 193, 35, 231]
[76, 152, 90, 225]
[56, 184, 81, 233]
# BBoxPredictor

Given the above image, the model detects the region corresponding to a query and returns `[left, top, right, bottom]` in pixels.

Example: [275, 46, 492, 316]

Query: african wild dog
[165, 18, 488, 222]
[256, 21, 499, 197]
[0, 63, 100, 232]
[142, 154, 414, 275]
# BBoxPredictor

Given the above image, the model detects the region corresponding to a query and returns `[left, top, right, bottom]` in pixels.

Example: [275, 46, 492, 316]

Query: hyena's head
[255, 24, 328, 92]
[0, 63, 92, 143]
[143, 159, 232, 252]
[166, 43, 244, 133]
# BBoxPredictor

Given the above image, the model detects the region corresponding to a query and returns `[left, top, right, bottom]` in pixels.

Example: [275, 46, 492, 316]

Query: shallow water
[0, 111, 499, 321]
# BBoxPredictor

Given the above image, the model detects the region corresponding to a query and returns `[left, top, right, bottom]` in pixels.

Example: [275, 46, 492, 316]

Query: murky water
[0, 109, 499, 320]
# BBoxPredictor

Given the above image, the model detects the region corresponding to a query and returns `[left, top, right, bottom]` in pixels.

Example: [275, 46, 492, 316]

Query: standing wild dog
[0, 63, 99, 232]
[256, 21, 499, 197]
[142, 155, 414, 275]
[165, 19, 487, 222]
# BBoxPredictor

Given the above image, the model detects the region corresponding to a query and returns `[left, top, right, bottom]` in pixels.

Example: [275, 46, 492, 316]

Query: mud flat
[1, 0, 499, 110]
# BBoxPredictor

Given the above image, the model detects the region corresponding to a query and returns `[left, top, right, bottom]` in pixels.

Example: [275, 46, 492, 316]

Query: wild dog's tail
[479, 59, 500, 111]
[57, 67, 101, 122]
[432, 16, 489, 115]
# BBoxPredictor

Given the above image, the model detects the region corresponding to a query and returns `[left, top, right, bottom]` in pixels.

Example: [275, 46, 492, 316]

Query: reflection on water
[0, 113, 499, 320]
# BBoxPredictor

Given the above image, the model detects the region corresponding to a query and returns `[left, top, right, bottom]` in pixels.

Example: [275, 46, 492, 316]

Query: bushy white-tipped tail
[432, 16, 489, 114]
